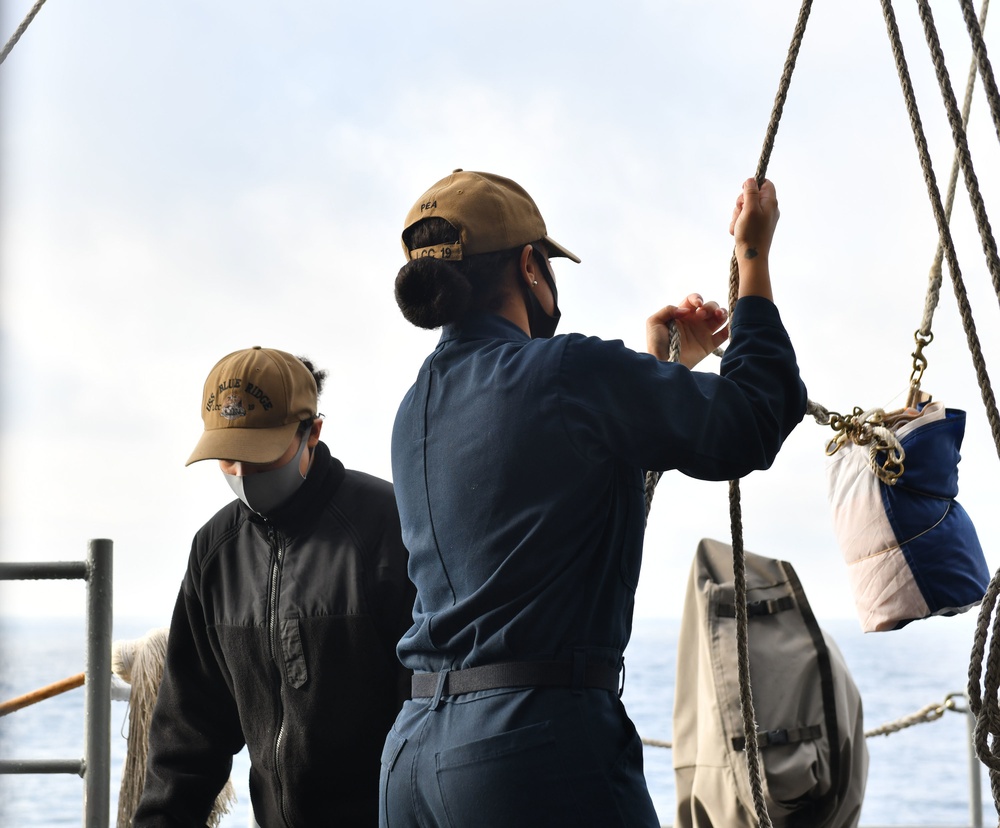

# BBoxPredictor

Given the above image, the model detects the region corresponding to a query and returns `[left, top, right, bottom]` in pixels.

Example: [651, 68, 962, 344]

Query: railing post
[83, 539, 112, 828]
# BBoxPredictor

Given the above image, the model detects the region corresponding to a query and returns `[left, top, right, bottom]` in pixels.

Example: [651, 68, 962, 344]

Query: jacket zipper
[266, 526, 294, 828]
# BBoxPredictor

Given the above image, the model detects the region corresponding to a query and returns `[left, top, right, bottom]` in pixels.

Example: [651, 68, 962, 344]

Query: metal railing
[0, 539, 113, 828]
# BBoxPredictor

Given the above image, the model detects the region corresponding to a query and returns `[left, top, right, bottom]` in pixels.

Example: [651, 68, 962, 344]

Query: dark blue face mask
[523, 255, 561, 339]
[224, 431, 311, 515]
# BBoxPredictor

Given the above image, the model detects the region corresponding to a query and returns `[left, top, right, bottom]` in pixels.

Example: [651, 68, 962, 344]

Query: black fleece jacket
[135, 442, 414, 828]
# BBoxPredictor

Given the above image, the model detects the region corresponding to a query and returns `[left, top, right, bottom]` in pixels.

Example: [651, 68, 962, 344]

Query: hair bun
[395, 257, 472, 330]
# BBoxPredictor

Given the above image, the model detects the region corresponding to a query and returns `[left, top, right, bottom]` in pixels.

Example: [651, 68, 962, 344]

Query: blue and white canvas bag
[825, 401, 989, 632]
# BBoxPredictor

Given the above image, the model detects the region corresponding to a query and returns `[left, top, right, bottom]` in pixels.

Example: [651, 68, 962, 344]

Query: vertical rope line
[720, 4, 815, 824]
[0, 0, 49, 65]
[643, 3, 814, 823]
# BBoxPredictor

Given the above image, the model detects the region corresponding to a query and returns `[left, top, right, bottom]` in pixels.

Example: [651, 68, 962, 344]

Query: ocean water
[0, 613, 994, 827]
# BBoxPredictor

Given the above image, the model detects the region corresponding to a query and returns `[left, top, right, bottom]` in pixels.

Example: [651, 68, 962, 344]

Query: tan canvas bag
[673, 538, 868, 828]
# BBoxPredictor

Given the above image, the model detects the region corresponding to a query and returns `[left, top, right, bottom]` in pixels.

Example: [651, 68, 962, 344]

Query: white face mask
[224, 433, 311, 515]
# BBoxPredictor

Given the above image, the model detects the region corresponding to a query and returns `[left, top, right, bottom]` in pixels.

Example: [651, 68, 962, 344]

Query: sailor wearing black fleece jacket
[136, 347, 414, 828]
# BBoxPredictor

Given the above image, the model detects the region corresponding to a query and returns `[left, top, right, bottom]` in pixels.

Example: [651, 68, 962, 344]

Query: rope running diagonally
[917, 0, 990, 342]
[809, 1, 990, 429]
[879, 0, 1000, 816]
[639, 690, 968, 749]
[0, 0, 49, 66]
[921, 0, 1000, 817]
[955, 0, 1000, 196]
[643, 3, 815, 825]
[916, 0, 1000, 312]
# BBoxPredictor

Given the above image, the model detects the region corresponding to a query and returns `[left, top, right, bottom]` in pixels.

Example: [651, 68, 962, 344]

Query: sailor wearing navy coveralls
[381, 170, 807, 827]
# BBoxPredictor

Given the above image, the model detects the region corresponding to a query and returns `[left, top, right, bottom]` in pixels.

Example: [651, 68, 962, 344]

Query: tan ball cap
[186, 346, 318, 466]
[401, 169, 581, 263]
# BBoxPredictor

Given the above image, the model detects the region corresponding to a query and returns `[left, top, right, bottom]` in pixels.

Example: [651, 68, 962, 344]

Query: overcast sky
[1, 0, 998, 631]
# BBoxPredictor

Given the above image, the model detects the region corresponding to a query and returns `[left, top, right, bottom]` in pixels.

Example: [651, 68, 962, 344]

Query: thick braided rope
[970, 575, 1000, 809]
[722, 3, 814, 824]
[910, 5, 1000, 807]
[878, 0, 1000, 471]
[0, 0, 48, 66]
[879, 0, 1000, 815]
[919, 0, 989, 336]
[915, 0, 1000, 311]
[641, 2, 814, 822]
[910, 7, 1000, 798]
[810, 0, 989, 424]
[957, 0, 1000, 159]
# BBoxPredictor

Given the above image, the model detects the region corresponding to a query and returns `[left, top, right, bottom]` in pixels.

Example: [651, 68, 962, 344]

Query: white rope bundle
[112, 628, 237, 828]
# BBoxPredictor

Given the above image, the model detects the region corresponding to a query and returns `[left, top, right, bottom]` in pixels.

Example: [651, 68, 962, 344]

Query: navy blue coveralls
[382, 297, 807, 827]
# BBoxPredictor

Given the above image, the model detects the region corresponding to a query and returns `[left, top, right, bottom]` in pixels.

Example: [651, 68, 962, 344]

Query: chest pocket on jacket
[280, 618, 309, 688]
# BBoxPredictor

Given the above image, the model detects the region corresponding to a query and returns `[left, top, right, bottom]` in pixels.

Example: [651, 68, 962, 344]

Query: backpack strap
[732, 724, 823, 751]
[716, 595, 796, 618]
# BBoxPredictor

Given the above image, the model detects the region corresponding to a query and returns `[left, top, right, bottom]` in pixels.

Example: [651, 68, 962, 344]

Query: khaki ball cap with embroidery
[186, 346, 318, 466]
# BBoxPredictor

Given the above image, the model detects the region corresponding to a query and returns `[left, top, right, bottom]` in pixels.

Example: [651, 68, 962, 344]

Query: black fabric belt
[411, 660, 621, 698]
